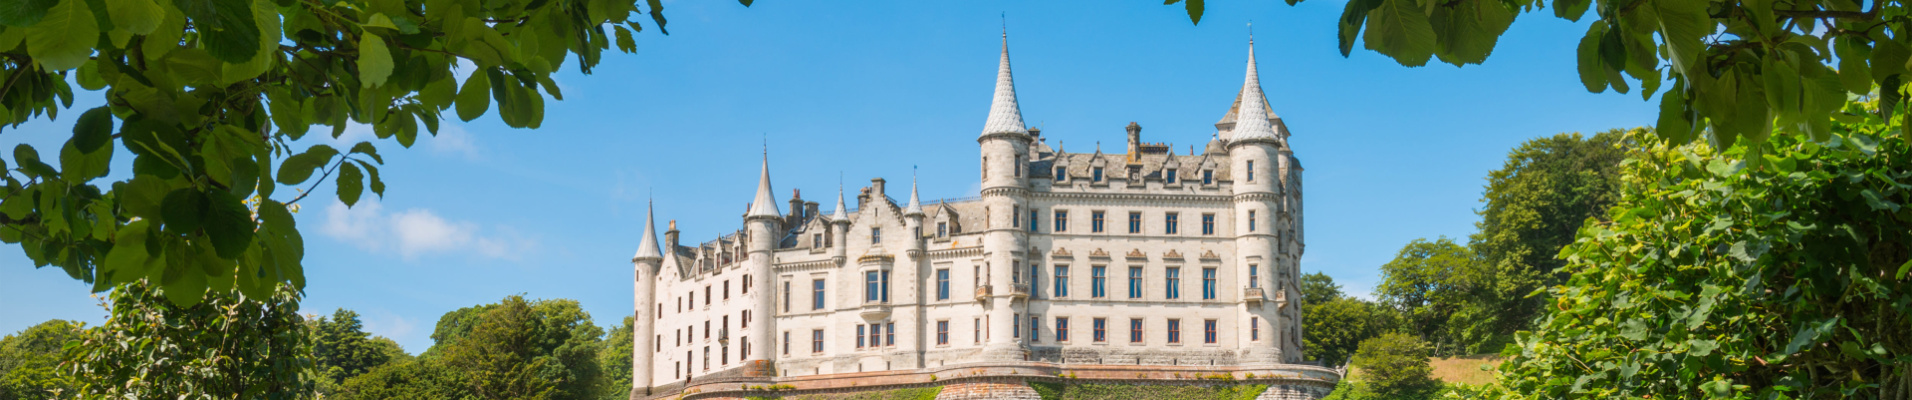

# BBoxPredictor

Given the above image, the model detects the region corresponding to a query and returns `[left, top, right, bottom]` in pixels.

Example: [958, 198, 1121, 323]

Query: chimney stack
[665, 220, 680, 250]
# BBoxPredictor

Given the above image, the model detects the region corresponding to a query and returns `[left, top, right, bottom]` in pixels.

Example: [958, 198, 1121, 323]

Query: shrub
[1349, 333, 1440, 400]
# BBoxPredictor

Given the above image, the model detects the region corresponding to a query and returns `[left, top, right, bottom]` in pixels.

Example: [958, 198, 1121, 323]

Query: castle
[630, 34, 1331, 400]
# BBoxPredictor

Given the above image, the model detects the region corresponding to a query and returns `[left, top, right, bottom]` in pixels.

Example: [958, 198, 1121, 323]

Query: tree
[62, 281, 315, 399]
[343, 358, 475, 400]
[1374, 237, 1480, 355]
[310, 308, 410, 397]
[1498, 102, 1912, 398]
[0, 0, 712, 308]
[1168, 0, 1899, 155]
[1350, 333, 1440, 400]
[0, 320, 82, 400]
[1303, 296, 1399, 366]
[1300, 272, 1342, 306]
[1462, 129, 1632, 352]
[596, 315, 633, 400]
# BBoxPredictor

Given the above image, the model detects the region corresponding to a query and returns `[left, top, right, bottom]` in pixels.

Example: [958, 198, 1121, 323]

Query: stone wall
[935, 381, 1041, 400]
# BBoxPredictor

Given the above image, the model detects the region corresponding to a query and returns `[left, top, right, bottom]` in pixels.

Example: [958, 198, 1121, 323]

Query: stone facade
[630, 35, 1326, 399]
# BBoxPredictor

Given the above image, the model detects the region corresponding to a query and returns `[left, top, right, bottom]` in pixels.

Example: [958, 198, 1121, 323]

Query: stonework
[629, 35, 1331, 400]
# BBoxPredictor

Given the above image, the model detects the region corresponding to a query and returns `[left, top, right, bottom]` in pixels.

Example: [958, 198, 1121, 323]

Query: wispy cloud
[321, 199, 537, 261]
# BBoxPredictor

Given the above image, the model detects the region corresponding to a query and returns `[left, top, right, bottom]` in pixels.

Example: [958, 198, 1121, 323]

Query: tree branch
[282, 156, 349, 206]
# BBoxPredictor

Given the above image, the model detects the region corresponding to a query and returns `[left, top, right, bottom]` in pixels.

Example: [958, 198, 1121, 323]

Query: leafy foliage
[1028, 381, 1266, 400]
[0, 319, 82, 399]
[596, 315, 634, 400]
[309, 308, 410, 398]
[0, 0, 698, 307]
[1298, 272, 1399, 365]
[1299, 272, 1342, 306]
[1497, 106, 1912, 398]
[63, 281, 315, 399]
[1349, 333, 1441, 400]
[343, 294, 607, 400]
[1374, 237, 1480, 356]
[343, 357, 476, 400]
[1170, 0, 1907, 155]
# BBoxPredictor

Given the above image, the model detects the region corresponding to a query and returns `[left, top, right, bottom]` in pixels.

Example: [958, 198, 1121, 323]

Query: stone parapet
[634, 361, 1337, 400]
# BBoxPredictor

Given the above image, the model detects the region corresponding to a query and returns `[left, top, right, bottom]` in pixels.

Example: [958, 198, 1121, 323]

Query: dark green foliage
[1374, 237, 1478, 356]
[1348, 333, 1439, 400]
[0, 320, 82, 399]
[343, 357, 476, 400]
[344, 294, 606, 400]
[1499, 104, 1912, 398]
[309, 308, 410, 398]
[1028, 381, 1266, 400]
[1297, 272, 1398, 365]
[597, 316, 634, 400]
[1299, 272, 1341, 306]
[63, 281, 315, 399]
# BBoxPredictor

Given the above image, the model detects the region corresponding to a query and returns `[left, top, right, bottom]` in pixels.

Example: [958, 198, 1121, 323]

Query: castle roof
[980, 33, 1029, 138]
[1226, 38, 1281, 143]
[745, 154, 781, 219]
[633, 201, 663, 260]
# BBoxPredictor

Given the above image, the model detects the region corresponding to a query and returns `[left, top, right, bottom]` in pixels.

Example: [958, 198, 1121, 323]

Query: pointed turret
[830, 183, 850, 223]
[744, 154, 781, 220]
[980, 32, 1029, 138]
[634, 201, 663, 261]
[904, 175, 924, 216]
[1226, 37, 1281, 143]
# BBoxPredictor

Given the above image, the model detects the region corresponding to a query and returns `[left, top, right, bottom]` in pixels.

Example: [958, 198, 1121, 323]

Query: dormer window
[937, 222, 948, 237]
[1055, 167, 1066, 181]
[1093, 167, 1104, 182]
[813, 233, 822, 247]
[1203, 169, 1214, 185]
[1166, 168, 1178, 183]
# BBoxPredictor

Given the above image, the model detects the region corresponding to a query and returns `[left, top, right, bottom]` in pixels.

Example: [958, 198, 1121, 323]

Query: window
[1204, 320, 1218, 344]
[937, 222, 948, 238]
[857, 324, 867, 348]
[783, 331, 790, 355]
[1127, 212, 1141, 234]
[782, 280, 790, 312]
[704, 286, 711, 305]
[866, 271, 881, 302]
[1027, 263, 1040, 298]
[1249, 264, 1260, 288]
[704, 321, 710, 339]
[721, 345, 728, 365]
[1130, 318, 1144, 343]
[1055, 166, 1066, 181]
[871, 227, 881, 244]
[974, 318, 982, 344]
[742, 310, 750, 328]
[937, 320, 950, 345]
[1202, 268, 1217, 300]
[1029, 209, 1039, 232]
[813, 233, 822, 247]
[812, 329, 825, 353]
[742, 336, 750, 358]
[1166, 268, 1181, 299]
[1013, 313, 1020, 338]
[1168, 319, 1182, 343]
[1203, 169, 1213, 185]
[886, 322, 895, 346]
[1054, 266, 1069, 297]
[1091, 211, 1105, 233]
[882, 271, 891, 303]
[657, 335, 661, 352]
[1029, 316, 1040, 343]
[1167, 168, 1178, 183]
[1165, 213, 1179, 235]
[1248, 210, 1257, 232]
[703, 347, 709, 370]
[1015, 157, 1023, 177]
[1011, 261, 1020, 284]
[1012, 206, 1021, 228]
[812, 279, 826, 310]
[1127, 267, 1143, 299]
[688, 292, 693, 308]
[1247, 160, 1256, 182]
[1093, 167, 1104, 182]
[678, 296, 683, 312]
[676, 329, 682, 346]
[1201, 214, 1215, 235]
[658, 303, 663, 317]
[1091, 266, 1107, 298]
[675, 362, 681, 379]
[1054, 210, 1068, 232]
[936, 269, 950, 300]
[744, 275, 751, 294]
[1092, 318, 1107, 342]
[1056, 317, 1070, 342]
[724, 281, 731, 300]
[1251, 317, 1261, 341]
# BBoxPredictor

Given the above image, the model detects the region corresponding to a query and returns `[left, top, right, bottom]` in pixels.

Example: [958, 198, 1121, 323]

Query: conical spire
[905, 173, 924, 216]
[634, 200, 663, 261]
[745, 153, 781, 219]
[980, 31, 1029, 137]
[831, 181, 849, 223]
[1227, 36, 1280, 143]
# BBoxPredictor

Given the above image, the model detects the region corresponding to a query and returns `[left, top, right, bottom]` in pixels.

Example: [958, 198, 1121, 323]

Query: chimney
[1125, 122, 1142, 162]
[870, 178, 887, 203]
[858, 187, 871, 210]
[788, 189, 804, 223]
[665, 220, 680, 250]
[804, 201, 819, 220]
[1029, 128, 1041, 138]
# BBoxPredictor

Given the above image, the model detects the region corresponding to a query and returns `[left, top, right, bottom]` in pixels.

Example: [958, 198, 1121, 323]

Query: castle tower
[976, 31, 1032, 360]
[1225, 36, 1287, 364]
[631, 201, 664, 389]
[831, 184, 851, 260]
[742, 155, 782, 365]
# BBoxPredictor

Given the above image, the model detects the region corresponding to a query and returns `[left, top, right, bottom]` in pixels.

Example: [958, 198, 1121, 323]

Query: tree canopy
[0, 319, 82, 399]
[345, 294, 611, 400]
[62, 281, 315, 399]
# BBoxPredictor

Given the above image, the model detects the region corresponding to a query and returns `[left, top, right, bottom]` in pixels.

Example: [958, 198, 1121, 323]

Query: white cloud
[322, 199, 536, 261]
[359, 311, 420, 354]
[426, 123, 480, 160]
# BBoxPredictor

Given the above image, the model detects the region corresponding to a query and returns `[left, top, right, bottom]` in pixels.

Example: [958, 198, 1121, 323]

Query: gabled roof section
[745, 154, 781, 220]
[980, 32, 1029, 138]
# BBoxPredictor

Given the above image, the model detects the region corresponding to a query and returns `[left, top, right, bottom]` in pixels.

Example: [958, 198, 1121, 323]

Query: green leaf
[613, 25, 635, 53]
[1337, 0, 1384, 57]
[645, 0, 667, 35]
[1429, 0, 1513, 66]
[1836, 37, 1873, 94]
[160, 188, 207, 235]
[358, 160, 385, 198]
[202, 188, 253, 259]
[217, 0, 279, 84]
[1618, 318, 1648, 341]
[274, 144, 337, 185]
[1689, 339, 1718, 357]
[1362, 0, 1436, 67]
[1782, 317, 1839, 356]
[0, 0, 59, 27]
[1897, 258, 1911, 280]
[336, 161, 363, 207]
[1652, 0, 1708, 77]
[1576, 23, 1609, 93]
[359, 32, 394, 88]
[174, 0, 260, 63]
[103, 220, 155, 288]
[25, 0, 100, 71]
[455, 70, 490, 121]
[1183, 0, 1203, 25]
[59, 137, 112, 182]
[349, 141, 384, 164]
[72, 106, 114, 153]
[103, 0, 160, 34]
[1554, 0, 1590, 21]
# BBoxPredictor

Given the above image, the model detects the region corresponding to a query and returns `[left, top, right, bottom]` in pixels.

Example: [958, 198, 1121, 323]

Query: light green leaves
[456, 71, 490, 121]
[1362, 0, 1435, 67]
[25, 0, 99, 71]
[276, 145, 339, 185]
[103, 0, 161, 34]
[359, 33, 394, 88]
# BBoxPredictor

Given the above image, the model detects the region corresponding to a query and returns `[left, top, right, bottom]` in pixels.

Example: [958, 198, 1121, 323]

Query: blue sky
[2, 0, 1656, 353]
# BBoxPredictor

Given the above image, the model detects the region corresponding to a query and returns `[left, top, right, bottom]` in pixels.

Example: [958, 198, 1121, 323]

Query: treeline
[0, 291, 638, 400]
